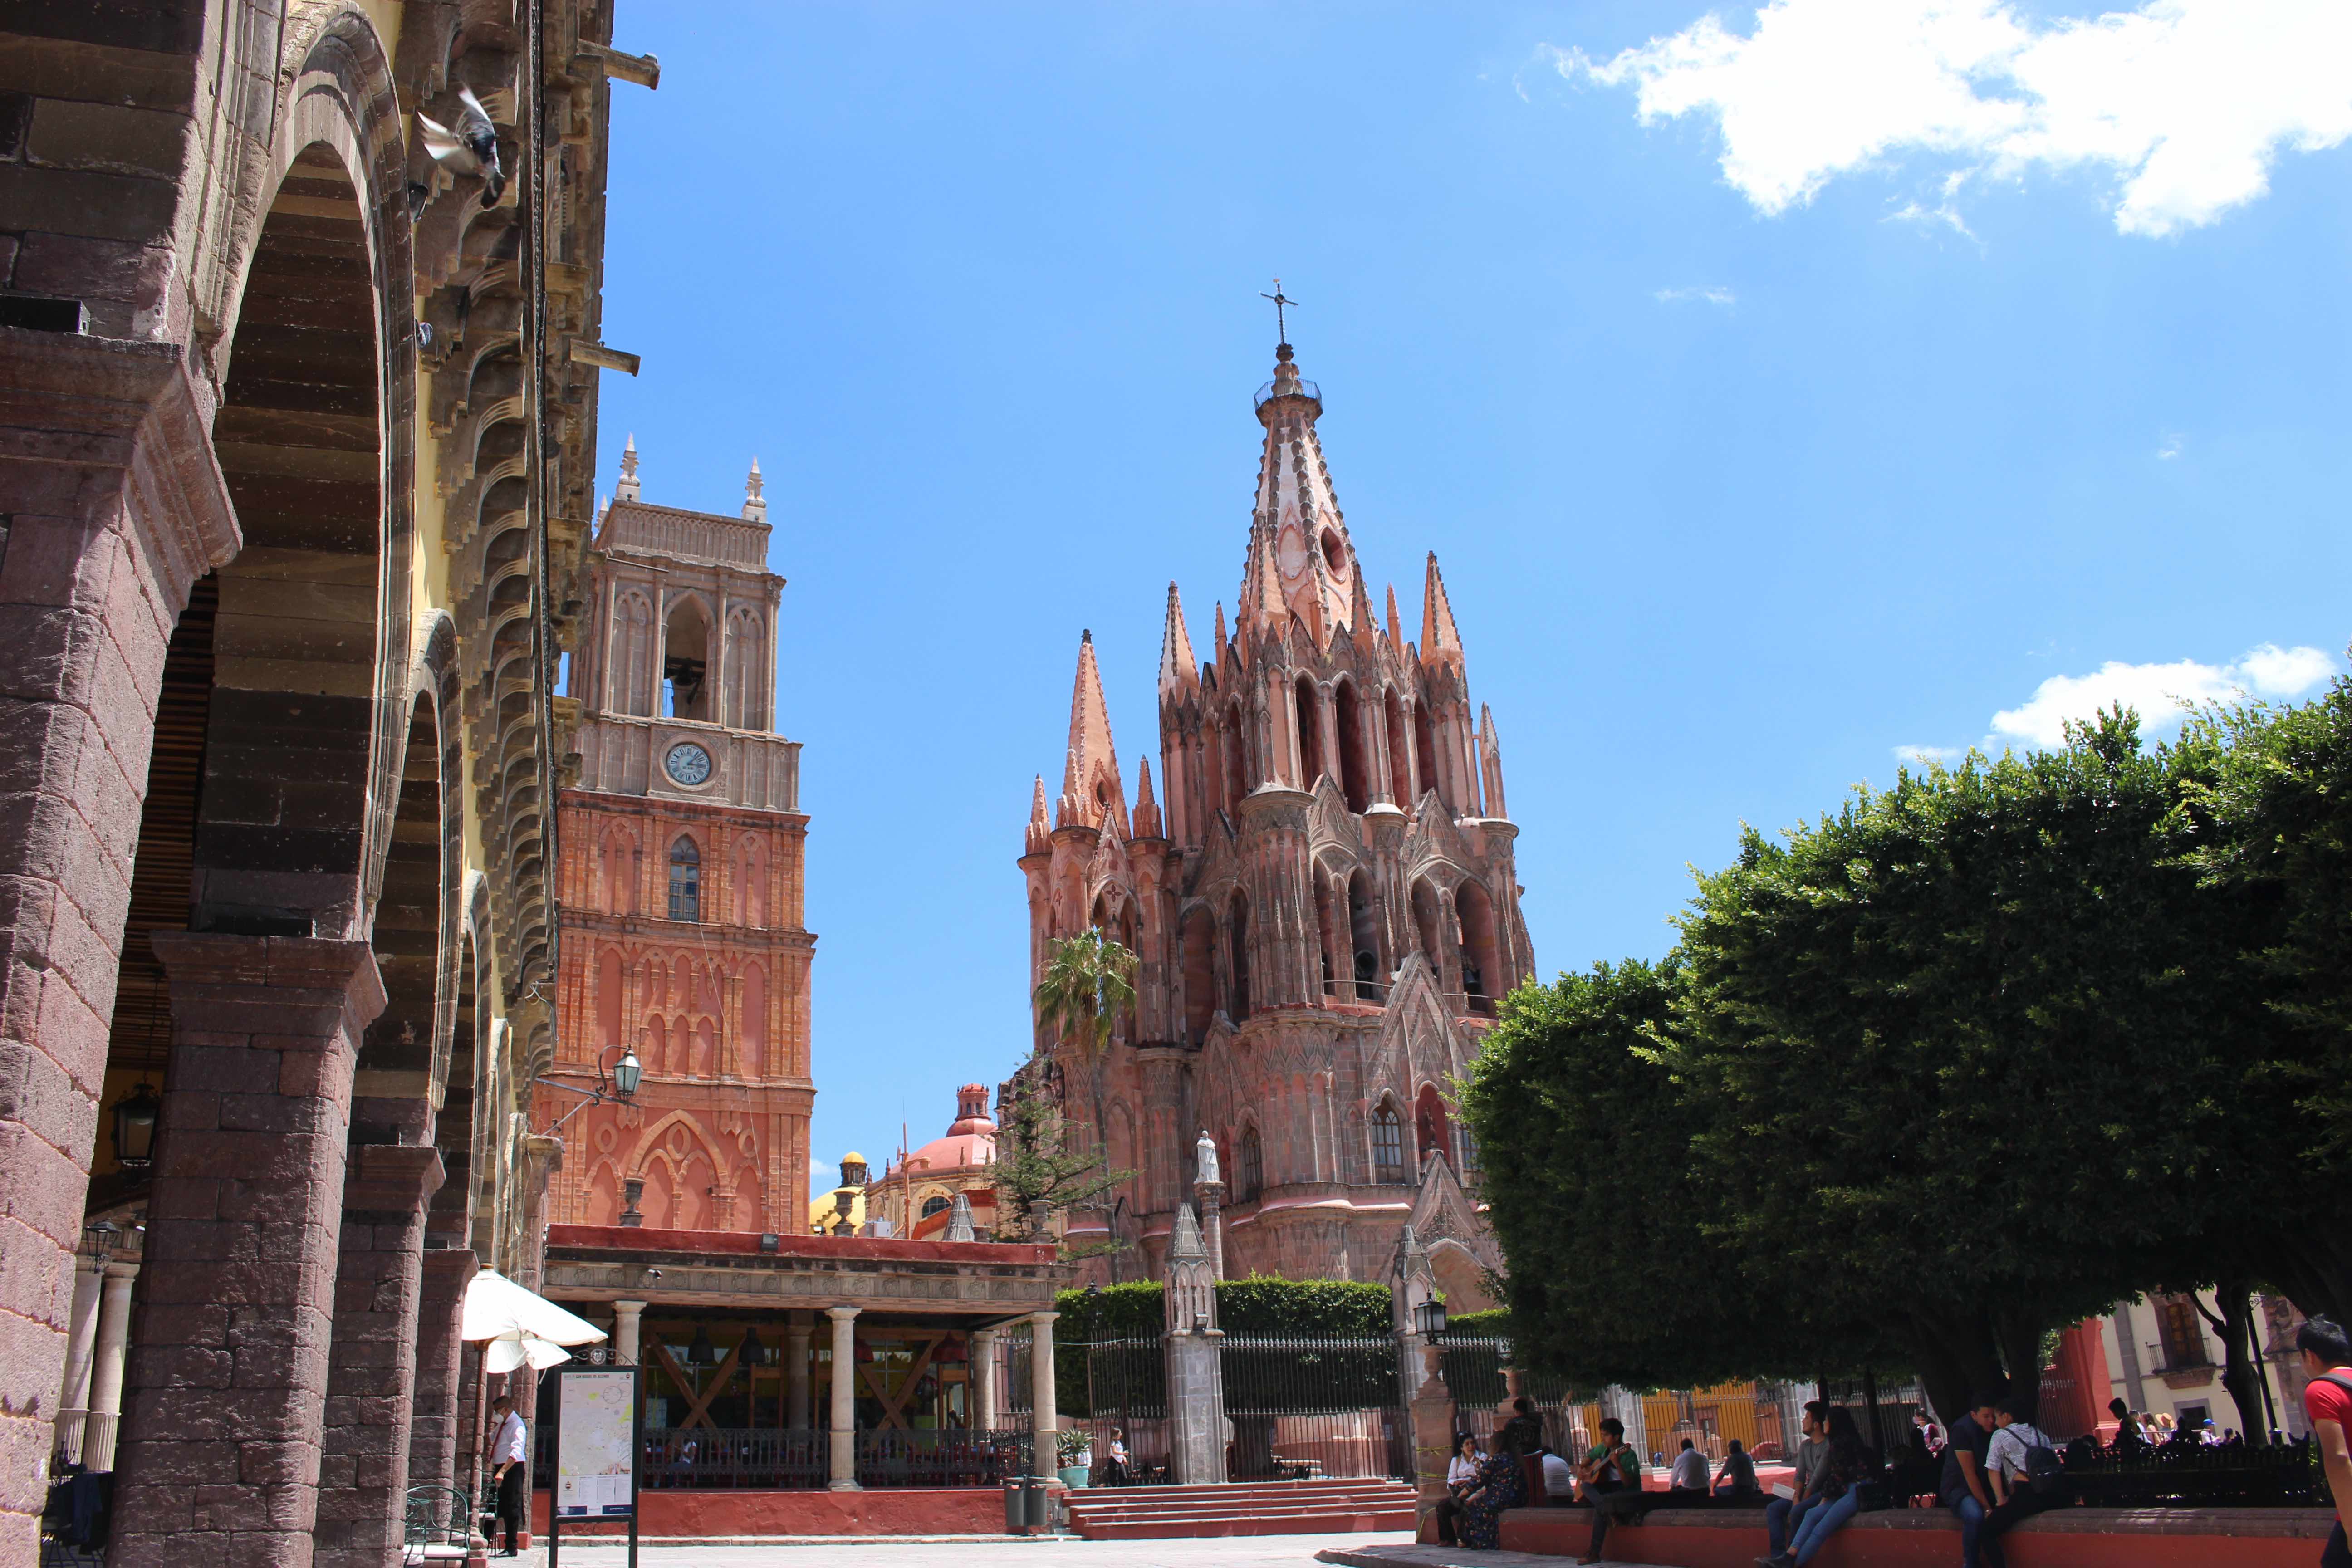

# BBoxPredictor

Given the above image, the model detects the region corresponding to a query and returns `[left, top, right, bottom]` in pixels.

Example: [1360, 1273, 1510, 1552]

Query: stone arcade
[0, 3, 641, 1561]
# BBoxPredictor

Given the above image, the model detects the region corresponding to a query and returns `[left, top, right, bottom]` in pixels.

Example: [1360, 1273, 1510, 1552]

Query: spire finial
[742, 456, 767, 523]
[1260, 278, 1299, 356]
[614, 432, 642, 501]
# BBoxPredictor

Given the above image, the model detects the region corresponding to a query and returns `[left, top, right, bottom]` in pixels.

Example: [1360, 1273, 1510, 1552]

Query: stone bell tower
[543, 443, 816, 1233]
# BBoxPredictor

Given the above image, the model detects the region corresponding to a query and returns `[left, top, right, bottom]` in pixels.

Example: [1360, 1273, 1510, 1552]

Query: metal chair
[402, 1484, 474, 1565]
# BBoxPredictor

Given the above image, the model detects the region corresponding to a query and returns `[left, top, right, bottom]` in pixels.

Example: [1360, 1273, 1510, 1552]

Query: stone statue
[1195, 1129, 1220, 1188]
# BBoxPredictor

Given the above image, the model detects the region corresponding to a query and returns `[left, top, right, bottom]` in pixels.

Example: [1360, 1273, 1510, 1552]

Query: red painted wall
[533, 1487, 1008, 1538]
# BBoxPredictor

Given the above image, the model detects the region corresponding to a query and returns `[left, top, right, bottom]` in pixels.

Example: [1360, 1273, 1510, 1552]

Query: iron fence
[1068, 1338, 1171, 1485]
[608, 1427, 1031, 1490]
[2065, 1438, 2324, 1508]
[1221, 1333, 1410, 1481]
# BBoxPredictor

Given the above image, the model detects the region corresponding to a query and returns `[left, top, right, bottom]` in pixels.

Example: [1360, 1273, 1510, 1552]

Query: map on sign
[556, 1369, 636, 1517]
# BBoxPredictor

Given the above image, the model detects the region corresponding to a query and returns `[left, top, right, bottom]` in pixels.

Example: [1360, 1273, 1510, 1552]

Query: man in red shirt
[2299, 1317, 2352, 1568]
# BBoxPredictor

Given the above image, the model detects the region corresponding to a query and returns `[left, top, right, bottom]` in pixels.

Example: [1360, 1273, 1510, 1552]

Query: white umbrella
[461, 1269, 607, 1347]
[484, 1331, 575, 1375]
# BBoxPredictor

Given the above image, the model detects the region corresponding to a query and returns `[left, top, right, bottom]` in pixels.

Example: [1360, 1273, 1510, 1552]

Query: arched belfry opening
[1333, 677, 1368, 812]
[664, 596, 711, 719]
[1457, 879, 1501, 1010]
[1294, 674, 1323, 789]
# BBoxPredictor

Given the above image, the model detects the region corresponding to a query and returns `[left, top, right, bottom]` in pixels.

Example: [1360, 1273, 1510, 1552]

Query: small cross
[1260, 278, 1299, 344]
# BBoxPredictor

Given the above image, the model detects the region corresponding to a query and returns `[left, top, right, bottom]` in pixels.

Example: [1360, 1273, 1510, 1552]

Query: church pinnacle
[614, 432, 642, 501]
[1242, 338, 1352, 647]
[1054, 629, 1122, 833]
[742, 456, 766, 523]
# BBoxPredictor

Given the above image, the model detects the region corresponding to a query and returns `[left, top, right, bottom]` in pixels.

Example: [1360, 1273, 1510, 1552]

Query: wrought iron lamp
[112, 1083, 161, 1170]
[1413, 1297, 1448, 1345]
[535, 1043, 644, 1133]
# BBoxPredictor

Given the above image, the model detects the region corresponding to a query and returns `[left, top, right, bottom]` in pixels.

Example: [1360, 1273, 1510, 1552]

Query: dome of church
[894, 1084, 996, 1177]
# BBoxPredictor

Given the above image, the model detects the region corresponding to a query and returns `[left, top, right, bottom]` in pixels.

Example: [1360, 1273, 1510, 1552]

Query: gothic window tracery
[1371, 1100, 1404, 1183]
[615, 591, 655, 716]
[1237, 1125, 1263, 1203]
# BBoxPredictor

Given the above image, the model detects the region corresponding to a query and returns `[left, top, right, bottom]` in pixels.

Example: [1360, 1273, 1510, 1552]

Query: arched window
[663, 596, 710, 720]
[1294, 675, 1323, 788]
[920, 1194, 952, 1220]
[1384, 688, 1412, 804]
[1227, 893, 1250, 1020]
[1238, 1126, 1264, 1203]
[1457, 879, 1500, 1012]
[668, 837, 701, 922]
[1181, 906, 1216, 1044]
[616, 591, 655, 716]
[1333, 677, 1368, 813]
[1348, 870, 1381, 1000]
[1224, 701, 1248, 811]
[1414, 701, 1445, 810]
[1370, 1102, 1404, 1183]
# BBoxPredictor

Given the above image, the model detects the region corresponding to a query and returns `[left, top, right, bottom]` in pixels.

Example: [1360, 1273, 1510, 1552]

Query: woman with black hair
[1434, 1433, 1481, 1545]
[1762, 1406, 1876, 1568]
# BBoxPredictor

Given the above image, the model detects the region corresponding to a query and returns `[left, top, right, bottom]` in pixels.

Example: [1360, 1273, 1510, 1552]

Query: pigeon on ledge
[416, 85, 506, 209]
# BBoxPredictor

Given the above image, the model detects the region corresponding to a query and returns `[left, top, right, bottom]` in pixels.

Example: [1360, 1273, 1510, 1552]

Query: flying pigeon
[416, 85, 506, 209]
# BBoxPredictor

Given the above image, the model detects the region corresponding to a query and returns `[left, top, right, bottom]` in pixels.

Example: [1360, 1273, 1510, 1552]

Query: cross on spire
[1260, 278, 1298, 348]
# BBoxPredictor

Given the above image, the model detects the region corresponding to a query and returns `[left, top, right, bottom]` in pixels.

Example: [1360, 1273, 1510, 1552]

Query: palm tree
[1033, 928, 1138, 1274]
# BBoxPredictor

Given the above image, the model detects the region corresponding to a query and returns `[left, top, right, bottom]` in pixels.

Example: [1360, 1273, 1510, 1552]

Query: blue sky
[588, 1, 2352, 1182]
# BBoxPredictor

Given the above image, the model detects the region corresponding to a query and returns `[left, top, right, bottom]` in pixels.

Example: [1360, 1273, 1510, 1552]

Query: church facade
[543, 446, 817, 1235]
[1019, 343, 1527, 1307]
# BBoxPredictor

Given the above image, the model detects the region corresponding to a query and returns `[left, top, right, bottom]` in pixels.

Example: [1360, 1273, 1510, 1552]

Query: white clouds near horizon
[1558, 0, 2352, 237]
[1655, 284, 1737, 304]
[1895, 643, 2337, 764]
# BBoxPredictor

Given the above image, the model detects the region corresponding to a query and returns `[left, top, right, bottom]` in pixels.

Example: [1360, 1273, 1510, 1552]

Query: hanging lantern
[739, 1327, 767, 1368]
[113, 1083, 161, 1171]
[687, 1323, 718, 1367]
[613, 1048, 642, 1098]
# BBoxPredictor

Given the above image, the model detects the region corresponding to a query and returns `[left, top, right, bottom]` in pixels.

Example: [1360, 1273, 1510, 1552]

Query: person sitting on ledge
[1669, 1436, 1711, 1497]
[1539, 1443, 1578, 1505]
[1573, 1416, 1645, 1566]
[1434, 1432, 1480, 1545]
[1765, 1401, 1829, 1561]
[1715, 1438, 1760, 1499]
[1760, 1405, 1874, 1568]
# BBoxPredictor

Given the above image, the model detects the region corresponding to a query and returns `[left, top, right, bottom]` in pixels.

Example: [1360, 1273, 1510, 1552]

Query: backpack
[2019, 1427, 2065, 1494]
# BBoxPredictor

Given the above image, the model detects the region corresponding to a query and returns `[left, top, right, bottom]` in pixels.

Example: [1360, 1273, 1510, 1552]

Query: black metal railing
[855, 1429, 1033, 1489]
[2064, 1439, 2325, 1508]
[1221, 1334, 1410, 1481]
[620, 1428, 1031, 1490]
[1069, 1338, 1174, 1485]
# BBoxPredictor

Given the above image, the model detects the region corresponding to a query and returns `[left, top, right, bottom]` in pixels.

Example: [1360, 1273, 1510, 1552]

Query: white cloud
[1558, 0, 2352, 236]
[1988, 642, 2336, 748]
[1894, 743, 1965, 765]
[809, 1158, 838, 1191]
[1655, 285, 1738, 304]
[2157, 431, 2183, 458]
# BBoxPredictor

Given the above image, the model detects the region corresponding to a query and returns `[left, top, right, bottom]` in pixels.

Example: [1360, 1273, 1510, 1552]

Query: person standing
[1765, 1401, 1828, 1559]
[488, 1394, 528, 1558]
[2298, 1316, 2352, 1568]
[1939, 1391, 2002, 1568]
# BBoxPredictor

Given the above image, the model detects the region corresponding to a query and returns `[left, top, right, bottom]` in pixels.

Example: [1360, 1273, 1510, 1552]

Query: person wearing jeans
[1939, 1393, 2003, 1568]
[1765, 1401, 1828, 1558]
[1762, 1406, 1873, 1568]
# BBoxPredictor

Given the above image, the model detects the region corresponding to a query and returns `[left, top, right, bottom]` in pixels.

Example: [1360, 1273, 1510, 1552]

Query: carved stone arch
[403, 612, 466, 1112]
[627, 1109, 730, 1182]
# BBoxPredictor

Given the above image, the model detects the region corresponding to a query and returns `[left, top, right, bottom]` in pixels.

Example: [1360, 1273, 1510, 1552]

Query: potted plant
[1056, 1426, 1093, 1490]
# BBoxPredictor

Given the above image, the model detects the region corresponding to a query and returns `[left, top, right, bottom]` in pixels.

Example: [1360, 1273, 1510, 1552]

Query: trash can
[1023, 1475, 1049, 1532]
[1003, 1475, 1026, 1534]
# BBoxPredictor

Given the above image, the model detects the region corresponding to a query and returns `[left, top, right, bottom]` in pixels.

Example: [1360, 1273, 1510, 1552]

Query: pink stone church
[1019, 343, 1527, 1308]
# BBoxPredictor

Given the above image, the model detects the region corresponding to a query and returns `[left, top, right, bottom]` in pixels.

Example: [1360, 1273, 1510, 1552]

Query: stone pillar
[970, 1328, 999, 1432]
[0, 331, 239, 1560]
[1409, 1336, 1455, 1544]
[826, 1306, 859, 1489]
[316, 1144, 445, 1568]
[111, 935, 383, 1568]
[613, 1300, 647, 1366]
[1162, 1205, 1227, 1485]
[81, 1261, 139, 1470]
[1196, 1180, 1225, 1281]
[54, 1254, 104, 1460]
[1029, 1310, 1060, 1480]
[785, 1314, 812, 1429]
[1604, 1385, 1650, 1467]
[406, 1250, 480, 1500]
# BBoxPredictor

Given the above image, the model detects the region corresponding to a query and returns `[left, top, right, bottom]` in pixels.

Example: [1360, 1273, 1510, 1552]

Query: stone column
[1409, 1337, 1455, 1544]
[827, 1306, 859, 1489]
[1030, 1310, 1060, 1480]
[111, 934, 383, 1568]
[1163, 1205, 1226, 1485]
[0, 331, 238, 1560]
[81, 1261, 139, 1470]
[785, 1314, 812, 1429]
[1196, 1180, 1225, 1280]
[613, 1300, 647, 1366]
[316, 1144, 445, 1568]
[406, 1250, 480, 1499]
[54, 1255, 104, 1461]
[970, 1328, 999, 1432]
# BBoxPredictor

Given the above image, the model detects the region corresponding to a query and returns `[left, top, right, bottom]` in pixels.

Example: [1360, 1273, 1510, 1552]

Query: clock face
[664, 741, 713, 786]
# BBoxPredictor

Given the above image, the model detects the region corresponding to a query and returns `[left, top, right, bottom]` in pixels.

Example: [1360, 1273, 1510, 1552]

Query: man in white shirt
[1667, 1437, 1710, 1495]
[1981, 1394, 2061, 1563]
[489, 1395, 528, 1558]
[1539, 1445, 1577, 1504]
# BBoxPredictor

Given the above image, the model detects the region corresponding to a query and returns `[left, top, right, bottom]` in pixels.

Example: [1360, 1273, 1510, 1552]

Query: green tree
[1460, 957, 1872, 1392]
[1673, 711, 2228, 1420]
[986, 1060, 1133, 1261]
[1033, 928, 1140, 1275]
